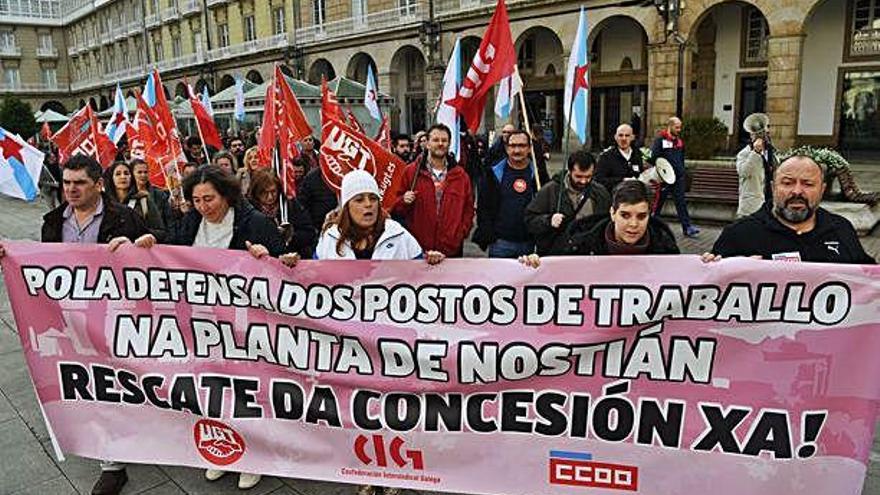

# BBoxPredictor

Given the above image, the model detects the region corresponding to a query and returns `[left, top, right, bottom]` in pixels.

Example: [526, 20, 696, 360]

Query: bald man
[707, 155, 874, 264]
[651, 117, 699, 237]
[485, 123, 517, 169]
[595, 123, 644, 192]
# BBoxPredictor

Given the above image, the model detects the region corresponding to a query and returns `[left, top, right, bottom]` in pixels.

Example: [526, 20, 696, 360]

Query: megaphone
[639, 157, 676, 185]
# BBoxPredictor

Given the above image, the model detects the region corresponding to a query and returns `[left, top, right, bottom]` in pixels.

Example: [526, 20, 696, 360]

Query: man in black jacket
[561, 180, 680, 256]
[595, 123, 643, 193]
[525, 150, 610, 255]
[9, 154, 152, 495]
[706, 155, 875, 264]
[473, 130, 537, 258]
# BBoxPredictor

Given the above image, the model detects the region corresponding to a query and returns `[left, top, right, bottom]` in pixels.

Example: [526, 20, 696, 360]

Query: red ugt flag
[445, 0, 516, 132]
[52, 105, 117, 168]
[319, 82, 405, 211]
[189, 86, 223, 150]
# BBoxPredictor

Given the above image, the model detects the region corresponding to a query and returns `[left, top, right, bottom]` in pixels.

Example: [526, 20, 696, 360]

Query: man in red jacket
[393, 124, 475, 257]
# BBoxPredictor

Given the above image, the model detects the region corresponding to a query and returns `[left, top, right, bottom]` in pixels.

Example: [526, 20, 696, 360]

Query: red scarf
[659, 129, 684, 149]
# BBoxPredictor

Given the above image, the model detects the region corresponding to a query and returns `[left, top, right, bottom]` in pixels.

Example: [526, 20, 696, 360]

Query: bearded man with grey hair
[707, 155, 874, 264]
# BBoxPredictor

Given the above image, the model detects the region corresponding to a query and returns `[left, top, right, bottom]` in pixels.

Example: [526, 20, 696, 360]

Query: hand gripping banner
[1, 241, 879, 495]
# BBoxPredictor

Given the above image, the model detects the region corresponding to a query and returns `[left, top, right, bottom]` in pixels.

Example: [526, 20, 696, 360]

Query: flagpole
[515, 79, 542, 190]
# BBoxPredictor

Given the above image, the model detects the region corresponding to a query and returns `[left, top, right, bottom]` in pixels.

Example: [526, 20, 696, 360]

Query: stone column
[647, 42, 681, 135]
[765, 34, 805, 150]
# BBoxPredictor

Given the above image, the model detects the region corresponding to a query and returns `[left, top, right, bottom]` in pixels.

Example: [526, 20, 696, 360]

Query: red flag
[346, 107, 365, 135]
[40, 122, 51, 142]
[141, 71, 187, 195]
[189, 86, 223, 150]
[445, 0, 516, 132]
[52, 105, 117, 167]
[375, 114, 391, 150]
[259, 65, 313, 199]
[319, 83, 405, 210]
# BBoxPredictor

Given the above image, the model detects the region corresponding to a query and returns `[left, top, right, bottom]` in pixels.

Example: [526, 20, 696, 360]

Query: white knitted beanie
[340, 169, 381, 206]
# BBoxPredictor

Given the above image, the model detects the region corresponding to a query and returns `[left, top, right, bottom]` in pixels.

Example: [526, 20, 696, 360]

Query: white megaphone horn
[638, 157, 676, 185]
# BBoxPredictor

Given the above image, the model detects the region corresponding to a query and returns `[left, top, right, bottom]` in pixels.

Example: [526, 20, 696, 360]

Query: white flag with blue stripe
[201, 85, 214, 117]
[494, 65, 523, 120]
[364, 65, 381, 121]
[234, 75, 246, 122]
[564, 6, 590, 144]
[436, 37, 462, 161]
[0, 127, 45, 202]
[105, 83, 129, 145]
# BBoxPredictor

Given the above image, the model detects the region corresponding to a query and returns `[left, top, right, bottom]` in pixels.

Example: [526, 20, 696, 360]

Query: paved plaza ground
[1, 192, 879, 495]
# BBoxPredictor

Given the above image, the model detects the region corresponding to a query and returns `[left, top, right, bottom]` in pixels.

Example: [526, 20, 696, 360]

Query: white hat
[340, 169, 381, 206]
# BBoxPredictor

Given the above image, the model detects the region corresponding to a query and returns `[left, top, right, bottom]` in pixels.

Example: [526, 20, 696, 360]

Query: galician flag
[364, 65, 381, 121]
[105, 83, 130, 145]
[564, 6, 590, 144]
[234, 75, 246, 122]
[201, 85, 214, 117]
[0, 127, 44, 202]
[495, 65, 523, 120]
[436, 37, 462, 161]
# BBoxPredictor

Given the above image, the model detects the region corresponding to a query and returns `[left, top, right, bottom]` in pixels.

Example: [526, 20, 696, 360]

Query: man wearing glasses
[473, 129, 537, 258]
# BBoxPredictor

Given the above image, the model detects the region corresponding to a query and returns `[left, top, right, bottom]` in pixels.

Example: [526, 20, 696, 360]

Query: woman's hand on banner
[246, 241, 269, 259]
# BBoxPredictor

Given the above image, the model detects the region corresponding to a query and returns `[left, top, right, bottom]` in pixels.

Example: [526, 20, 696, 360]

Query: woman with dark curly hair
[103, 161, 166, 241]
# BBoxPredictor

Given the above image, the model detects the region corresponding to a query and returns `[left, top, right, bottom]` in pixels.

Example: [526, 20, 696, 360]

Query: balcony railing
[435, 0, 527, 16]
[161, 5, 179, 22]
[0, 45, 22, 57]
[206, 0, 226, 7]
[127, 21, 142, 35]
[145, 13, 160, 27]
[99, 30, 112, 43]
[851, 28, 880, 57]
[106, 65, 146, 83]
[37, 46, 59, 57]
[298, 4, 423, 45]
[207, 33, 287, 62]
[71, 77, 102, 91]
[0, 82, 62, 92]
[67, 45, 79, 56]
[156, 49, 205, 72]
[181, 0, 200, 16]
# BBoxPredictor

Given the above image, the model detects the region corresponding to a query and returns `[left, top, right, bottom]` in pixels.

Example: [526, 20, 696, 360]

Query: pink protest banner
[1, 240, 880, 495]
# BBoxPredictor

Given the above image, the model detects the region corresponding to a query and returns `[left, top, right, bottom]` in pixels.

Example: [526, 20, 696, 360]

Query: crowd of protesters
[1, 114, 877, 495]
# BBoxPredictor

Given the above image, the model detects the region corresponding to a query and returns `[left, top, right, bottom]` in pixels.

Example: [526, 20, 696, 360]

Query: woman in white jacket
[315, 169, 445, 265]
[317, 170, 441, 495]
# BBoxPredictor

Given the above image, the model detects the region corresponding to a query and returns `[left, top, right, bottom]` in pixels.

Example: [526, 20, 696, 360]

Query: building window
[244, 15, 256, 42]
[517, 36, 535, 74]
[273, 7, 286, 34]
[154, 40, 163, 61]
[42, 67, 57, 87]
[39, 33, 53, 51]
[0, 31, 16, 50]
[4, 67, 21, 88]
[171, 36, 181, 57]
[850, 0, 880, 58]
[399, 0, 416, 16]
[218, 23, 229, 47]
[192, 31, 202, 53]
[742, 6, 769, 65]
[352, 0, 366, 22]
[313, 0, 325, 27]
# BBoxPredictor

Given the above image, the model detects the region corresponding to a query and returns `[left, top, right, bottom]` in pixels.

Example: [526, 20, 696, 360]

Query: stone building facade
[1, 0, 878, 153]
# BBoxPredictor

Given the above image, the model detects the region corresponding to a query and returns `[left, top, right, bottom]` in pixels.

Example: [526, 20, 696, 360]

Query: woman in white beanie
[315, 169, 444, 264]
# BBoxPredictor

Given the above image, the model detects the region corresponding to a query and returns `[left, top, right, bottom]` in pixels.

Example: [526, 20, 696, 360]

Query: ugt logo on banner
[194, 419, 246, 466]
